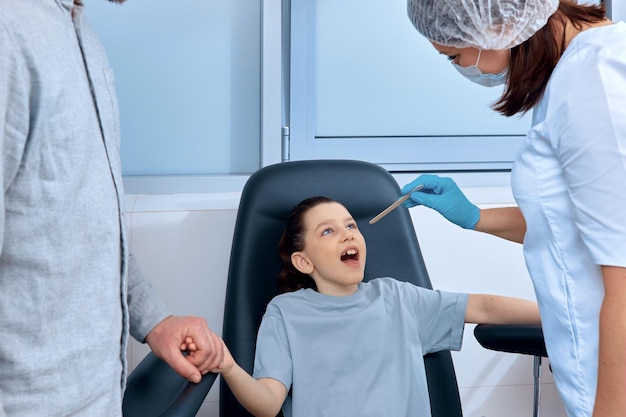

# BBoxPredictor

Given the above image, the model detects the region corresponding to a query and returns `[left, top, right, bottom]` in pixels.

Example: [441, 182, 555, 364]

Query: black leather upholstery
[474, 324, 547, 358]
[473, 324, 548, 417]
[123, 352, 218, 417]
[124, 159, 464, 417]
[221, 160, 463, 417]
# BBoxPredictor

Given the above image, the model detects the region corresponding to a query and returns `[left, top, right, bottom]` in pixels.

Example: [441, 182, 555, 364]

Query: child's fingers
[180, 336, 198, 352]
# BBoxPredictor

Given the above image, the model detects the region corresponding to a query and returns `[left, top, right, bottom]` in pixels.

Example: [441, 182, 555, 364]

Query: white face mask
[452, 50, 508, 87]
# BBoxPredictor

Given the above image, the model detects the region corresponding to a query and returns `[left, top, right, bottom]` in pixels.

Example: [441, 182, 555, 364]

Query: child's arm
[212, 340, 287, 417]
[465, 294, 541, 325]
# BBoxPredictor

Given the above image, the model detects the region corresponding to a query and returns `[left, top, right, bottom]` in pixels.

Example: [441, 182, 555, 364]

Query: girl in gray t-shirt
[211, 196, 540, 417]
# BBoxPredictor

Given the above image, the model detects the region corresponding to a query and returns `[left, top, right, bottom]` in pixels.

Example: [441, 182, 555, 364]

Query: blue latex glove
[401, 174, 480, 230]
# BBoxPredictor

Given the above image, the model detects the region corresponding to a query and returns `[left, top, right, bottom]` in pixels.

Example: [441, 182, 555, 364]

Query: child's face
[291, 202, 367, 296]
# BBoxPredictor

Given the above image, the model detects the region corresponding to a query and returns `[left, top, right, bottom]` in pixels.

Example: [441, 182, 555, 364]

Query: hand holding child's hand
[146, 315, 223, 384]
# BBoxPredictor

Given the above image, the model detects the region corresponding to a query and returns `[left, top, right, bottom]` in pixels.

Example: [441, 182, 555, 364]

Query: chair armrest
[473, 324, 548, 358]
[123, 351, 218, 417]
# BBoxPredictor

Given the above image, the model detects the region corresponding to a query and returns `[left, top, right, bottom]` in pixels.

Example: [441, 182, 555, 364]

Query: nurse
[402, 1, 626, 416]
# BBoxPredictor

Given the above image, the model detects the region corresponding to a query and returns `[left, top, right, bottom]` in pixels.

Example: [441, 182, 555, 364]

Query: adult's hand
[145, 315, 224, 383]
[401, 174, 480, 230]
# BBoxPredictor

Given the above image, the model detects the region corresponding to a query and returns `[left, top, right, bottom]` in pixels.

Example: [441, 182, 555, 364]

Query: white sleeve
[549, 48, 626, 267]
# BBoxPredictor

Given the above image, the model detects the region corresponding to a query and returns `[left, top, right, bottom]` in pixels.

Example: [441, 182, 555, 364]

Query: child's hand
[181, 336, 234, 375]
[210, 338, 235, 376]
[180, 336, 198, 353]
[146, 315, 223, 383]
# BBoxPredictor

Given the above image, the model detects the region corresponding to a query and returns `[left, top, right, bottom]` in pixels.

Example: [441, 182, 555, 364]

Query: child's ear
[291, 252, 313, 274]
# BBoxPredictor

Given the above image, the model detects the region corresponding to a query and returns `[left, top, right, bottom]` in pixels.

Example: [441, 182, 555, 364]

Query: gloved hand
[401, 174, 480, 230]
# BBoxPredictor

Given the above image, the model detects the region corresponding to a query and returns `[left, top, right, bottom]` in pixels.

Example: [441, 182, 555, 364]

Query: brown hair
[278, 196, 337, 293]
[494, 1, 606, 117]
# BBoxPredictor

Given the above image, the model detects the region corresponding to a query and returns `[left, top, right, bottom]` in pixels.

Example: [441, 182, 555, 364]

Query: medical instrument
[369, 185, 424, 224]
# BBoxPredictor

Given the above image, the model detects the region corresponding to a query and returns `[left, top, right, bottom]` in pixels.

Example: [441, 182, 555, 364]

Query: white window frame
[285, 0, 534, 172]
[123, 0, 620, 194]
[123, 0, 284, 195]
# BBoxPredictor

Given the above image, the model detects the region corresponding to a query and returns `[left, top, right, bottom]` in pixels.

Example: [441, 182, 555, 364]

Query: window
[85, 0, 261, 176]
[85, 0, 552, 194]
[287, 0, 532, 171]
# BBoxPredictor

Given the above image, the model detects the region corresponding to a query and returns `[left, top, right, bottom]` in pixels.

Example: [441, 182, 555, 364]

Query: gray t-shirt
[253, 277, 468, 417]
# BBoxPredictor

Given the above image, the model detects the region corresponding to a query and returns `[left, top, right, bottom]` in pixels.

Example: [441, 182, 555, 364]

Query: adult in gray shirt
[0, 0, 223, 415]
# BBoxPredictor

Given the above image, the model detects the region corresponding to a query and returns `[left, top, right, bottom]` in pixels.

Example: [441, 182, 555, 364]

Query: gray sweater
[0, 1, 170, 415]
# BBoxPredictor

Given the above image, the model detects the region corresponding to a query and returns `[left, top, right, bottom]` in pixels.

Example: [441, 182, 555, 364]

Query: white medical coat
[512, 21, 626, 417]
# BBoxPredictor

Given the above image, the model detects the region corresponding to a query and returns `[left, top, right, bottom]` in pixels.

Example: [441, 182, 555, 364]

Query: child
[212, 196, 540, 417]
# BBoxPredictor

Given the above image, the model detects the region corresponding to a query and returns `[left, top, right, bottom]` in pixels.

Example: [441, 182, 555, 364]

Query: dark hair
[494, 1, 606, 117]
[277, 196, 337, 293]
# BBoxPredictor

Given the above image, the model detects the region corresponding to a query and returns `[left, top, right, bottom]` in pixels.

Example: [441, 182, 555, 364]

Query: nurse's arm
[593, 265, 626, 417]
[465, 294, 541, 325]
[474, 206, 526, 244]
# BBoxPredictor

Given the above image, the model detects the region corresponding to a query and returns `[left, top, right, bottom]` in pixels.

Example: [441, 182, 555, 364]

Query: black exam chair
[474, 324, 548, 417]
[122, 351, 218, 417]
[124, 159, 464, 417]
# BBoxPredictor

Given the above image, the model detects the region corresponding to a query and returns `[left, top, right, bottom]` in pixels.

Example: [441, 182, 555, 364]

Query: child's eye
[321, 228, 333, 236]
[346, 223, 357, 230]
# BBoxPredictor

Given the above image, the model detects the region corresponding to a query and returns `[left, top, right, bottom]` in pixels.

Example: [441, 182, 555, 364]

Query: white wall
[124, 178, 568, 417]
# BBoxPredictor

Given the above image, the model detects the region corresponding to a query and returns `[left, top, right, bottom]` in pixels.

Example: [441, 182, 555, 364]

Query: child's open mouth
[340, 248, 359, 262]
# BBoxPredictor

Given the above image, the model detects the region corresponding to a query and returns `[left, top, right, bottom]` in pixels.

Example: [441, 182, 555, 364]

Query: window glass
[288, 0, 531, 171]
[85, 0, 260, 176]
